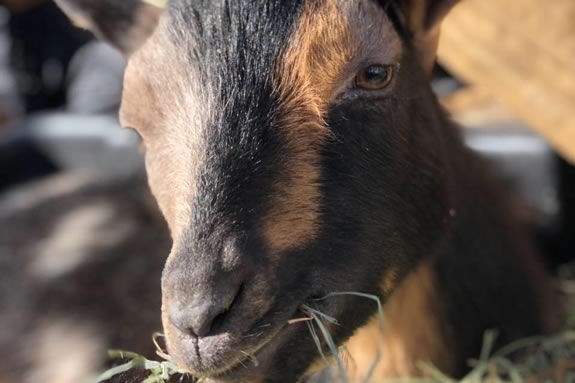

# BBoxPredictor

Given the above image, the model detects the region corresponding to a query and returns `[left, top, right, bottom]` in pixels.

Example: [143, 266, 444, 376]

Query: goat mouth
[193, 321, 291, 381]
[198, 295, 328, 381]
[206, 330, 283, 379]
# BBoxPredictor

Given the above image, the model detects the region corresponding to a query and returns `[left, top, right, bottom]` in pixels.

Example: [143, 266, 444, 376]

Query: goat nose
[168, 283, 243, 338]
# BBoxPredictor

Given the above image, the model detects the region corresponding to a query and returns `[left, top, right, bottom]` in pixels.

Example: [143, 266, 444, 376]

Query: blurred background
[0, 0, 573, 382]
[0, 1, 170, 382]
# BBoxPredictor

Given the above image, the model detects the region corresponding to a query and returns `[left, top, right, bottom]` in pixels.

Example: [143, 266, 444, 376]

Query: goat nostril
[170, 283, 245, 338]
[206, 283, 244, 334]
[207, 311, 228, 335]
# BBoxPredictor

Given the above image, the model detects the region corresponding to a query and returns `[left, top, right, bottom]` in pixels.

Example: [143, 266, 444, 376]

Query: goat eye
[355, 64, 395, 90]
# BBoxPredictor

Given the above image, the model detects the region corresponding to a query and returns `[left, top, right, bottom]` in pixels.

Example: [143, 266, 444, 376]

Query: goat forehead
[125, 0, 398, 119]
[123, 0, 400, 250]
[126, 0, 399, 124]
[167, 0, 304, 96]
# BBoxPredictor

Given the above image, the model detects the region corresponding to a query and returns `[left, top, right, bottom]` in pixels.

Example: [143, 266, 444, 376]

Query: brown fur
[343, 263, 454, 381]
[265, 0, 402, 253]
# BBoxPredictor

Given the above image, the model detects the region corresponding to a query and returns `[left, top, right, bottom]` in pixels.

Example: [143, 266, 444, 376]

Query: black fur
[165, 0, 305, 260]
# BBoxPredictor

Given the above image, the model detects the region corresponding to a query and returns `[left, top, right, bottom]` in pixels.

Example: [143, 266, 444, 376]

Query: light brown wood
[441, 86, 518, 127]
[438, 0, 575, 162]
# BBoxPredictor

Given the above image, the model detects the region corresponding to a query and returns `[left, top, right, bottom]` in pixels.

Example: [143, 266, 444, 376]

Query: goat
[53, 1, 561, 382]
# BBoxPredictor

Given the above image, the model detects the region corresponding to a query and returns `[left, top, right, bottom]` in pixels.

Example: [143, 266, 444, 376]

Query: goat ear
[402, 0, 459, 74]
[54, 0, 163, 55]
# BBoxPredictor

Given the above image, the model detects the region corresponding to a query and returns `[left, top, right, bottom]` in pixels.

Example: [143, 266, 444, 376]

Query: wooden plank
[441, 86, 517, 128]
[438, 0, 575, 162]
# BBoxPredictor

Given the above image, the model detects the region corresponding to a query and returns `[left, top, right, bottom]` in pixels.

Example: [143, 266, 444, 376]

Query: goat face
[57, 0, 458, 381]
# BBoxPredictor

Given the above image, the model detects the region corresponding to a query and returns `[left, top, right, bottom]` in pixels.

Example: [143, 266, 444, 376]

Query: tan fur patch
[344, 263, 455, 381]
[121, 16, 212, 238]
[263, 0, 401, 252]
